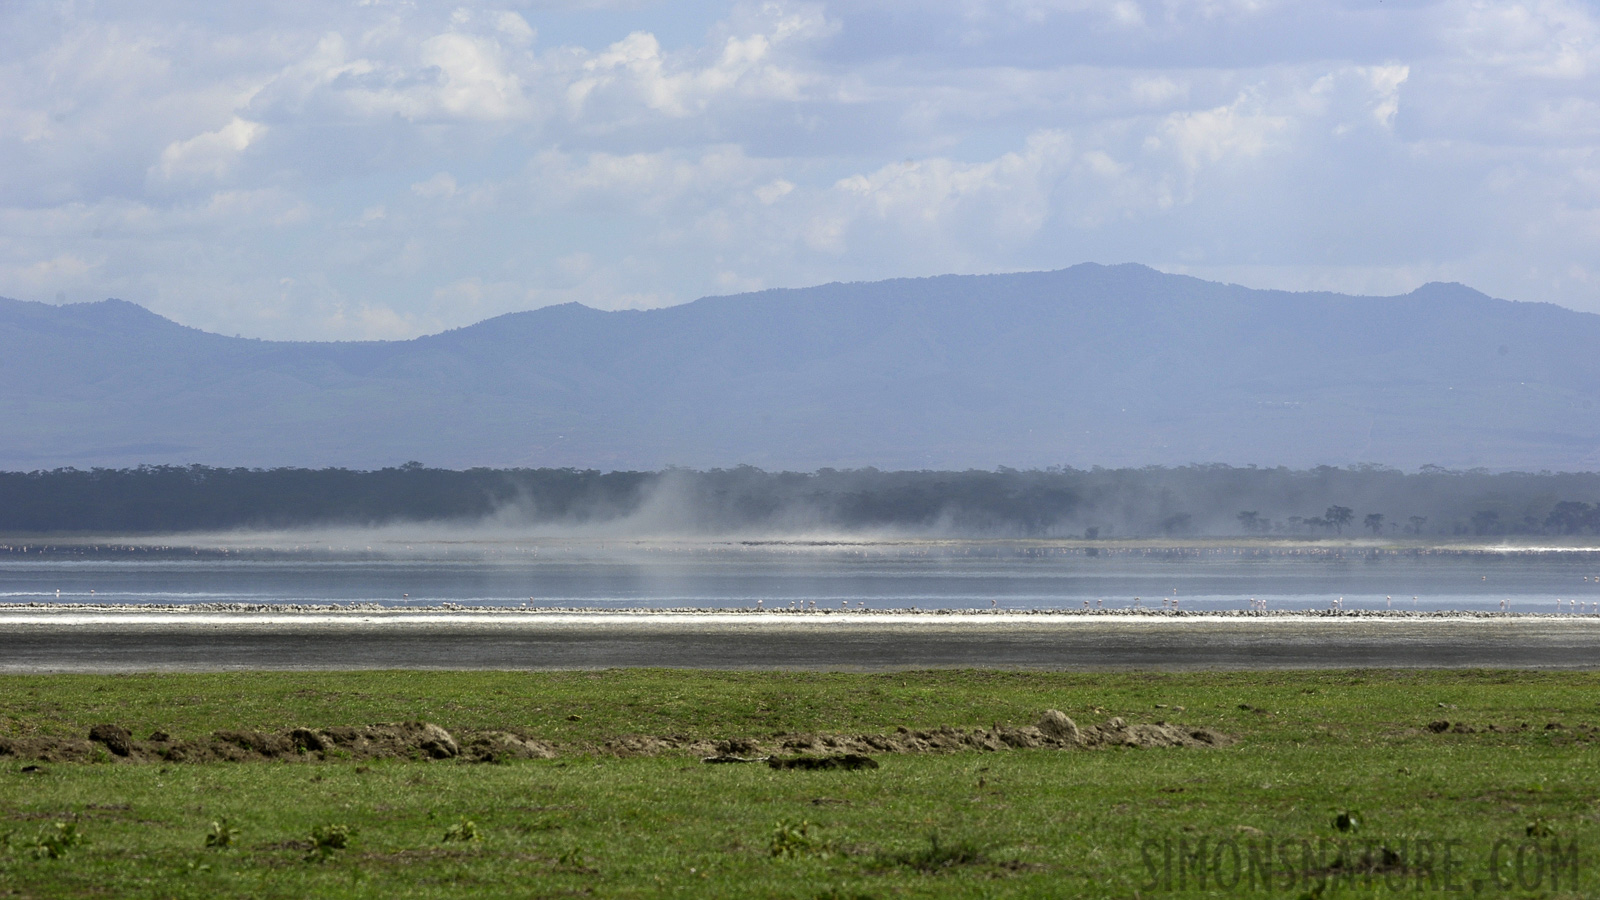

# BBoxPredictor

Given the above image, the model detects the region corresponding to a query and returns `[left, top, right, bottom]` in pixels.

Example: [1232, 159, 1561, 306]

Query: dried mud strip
[1422, 719, 1599, 739]
[0, 711, 1230, 765]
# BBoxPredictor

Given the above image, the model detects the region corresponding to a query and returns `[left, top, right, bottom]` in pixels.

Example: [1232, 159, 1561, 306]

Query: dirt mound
[463, 731, 556, 763]
[1, 721, 469, 765]
[1036, 709, 1080, 742]
[0, 735, 94, 764]
[1082, 716, 1231, 750]
[715, 737, 762, 755]
[88, 724, 133, 757]
[753, 716, 1227, 757]
[1423, 720, 1595, 740]
[0, 712, 1229, 766]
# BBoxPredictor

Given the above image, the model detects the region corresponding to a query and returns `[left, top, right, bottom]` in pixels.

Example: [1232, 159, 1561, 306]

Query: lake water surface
[4, 538, 1600, 613]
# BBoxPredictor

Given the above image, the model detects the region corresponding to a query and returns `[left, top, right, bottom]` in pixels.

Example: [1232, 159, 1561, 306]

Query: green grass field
[2, 669, 1597, 898]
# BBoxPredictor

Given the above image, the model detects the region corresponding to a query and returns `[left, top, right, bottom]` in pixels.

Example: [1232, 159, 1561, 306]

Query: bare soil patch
[0, 710, 1228, 765]
[1422, 719, 1595, 734]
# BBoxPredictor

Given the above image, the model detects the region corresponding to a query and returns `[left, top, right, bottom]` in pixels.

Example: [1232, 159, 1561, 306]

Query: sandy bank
[3, 606, 1599, 672]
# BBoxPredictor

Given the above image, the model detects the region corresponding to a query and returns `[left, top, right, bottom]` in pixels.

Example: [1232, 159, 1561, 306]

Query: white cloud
[568, 31, 680, 114]
[417, 32, 527, 120]
[318, 300, 423, 341]
[1446, 0, 1600, 79]
[1129, 75, 1187, 106]
[1364, 64, 1408, 128]
[569, 15, 832, 118]
[1003, 0, 1145, 27]
[523, 144, 776, 213]
[152, 117, 266, 184]
[411, 172, 459, 199]
[1, 253, 95, 295]
[1158, 92, 1286, 173]
[831, 130, 1072, 236]
[248, 28, 533, 125]
[754, 178, 795, 204]
[566, 5, 834, 120]
[3, 0, 1600, 341]
[494, 11, 536, 46]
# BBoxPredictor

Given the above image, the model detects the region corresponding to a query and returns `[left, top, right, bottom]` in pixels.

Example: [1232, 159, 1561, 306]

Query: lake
[4, 537, 1599, 613]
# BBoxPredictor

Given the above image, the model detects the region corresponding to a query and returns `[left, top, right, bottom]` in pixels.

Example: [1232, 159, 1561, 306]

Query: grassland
[2, 669, 1598, 898]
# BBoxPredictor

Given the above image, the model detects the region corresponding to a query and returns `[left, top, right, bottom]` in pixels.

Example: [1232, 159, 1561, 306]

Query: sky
[2, 0, 1599, 341]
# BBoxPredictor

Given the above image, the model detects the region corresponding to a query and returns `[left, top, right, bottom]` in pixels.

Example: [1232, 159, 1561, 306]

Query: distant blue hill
[2, 263, 1597, 471]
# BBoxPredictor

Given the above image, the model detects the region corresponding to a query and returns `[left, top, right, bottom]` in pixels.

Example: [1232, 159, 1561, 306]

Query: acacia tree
[1545, 501, 1596, 535]
[1364, 513, 1384, 534]
[1326, 505, 1354, 535]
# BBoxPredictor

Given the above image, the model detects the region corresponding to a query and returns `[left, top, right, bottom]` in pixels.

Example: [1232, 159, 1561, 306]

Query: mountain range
[3, 263, 1598, 472]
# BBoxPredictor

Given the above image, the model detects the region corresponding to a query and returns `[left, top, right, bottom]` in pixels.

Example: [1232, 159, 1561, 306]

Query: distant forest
[3, 463, 1600, 537]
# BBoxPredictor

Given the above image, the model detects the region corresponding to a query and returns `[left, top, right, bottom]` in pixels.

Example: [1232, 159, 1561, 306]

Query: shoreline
[7, 605, 1599, 674]
[3, 602, 1599, 620]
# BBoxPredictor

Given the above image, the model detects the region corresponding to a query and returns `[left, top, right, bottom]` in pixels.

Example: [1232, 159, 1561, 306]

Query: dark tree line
[0, 464, 647, 533]
[1, 463, 1599, 537]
